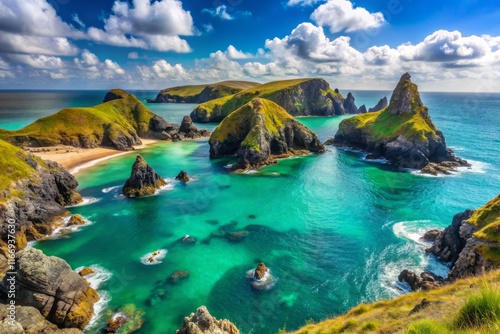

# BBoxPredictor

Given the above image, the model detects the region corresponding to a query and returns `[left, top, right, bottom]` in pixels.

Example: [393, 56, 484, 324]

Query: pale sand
[30, 139, 161, 174]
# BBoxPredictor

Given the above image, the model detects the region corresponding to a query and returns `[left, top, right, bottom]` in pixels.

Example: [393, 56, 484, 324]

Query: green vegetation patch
[455, 284, 500, 329]
[160, 81, 261, 98]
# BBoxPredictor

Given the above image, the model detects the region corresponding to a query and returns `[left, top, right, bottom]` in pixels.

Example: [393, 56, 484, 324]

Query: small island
[332, 73, 469, 174]
[209, 98, 325, 170]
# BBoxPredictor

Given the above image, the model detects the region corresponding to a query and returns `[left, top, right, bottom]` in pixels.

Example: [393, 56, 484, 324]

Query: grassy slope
[468, 194, 500, 262]
[0, 139, 44, 201]
[195, 78, 341, 120]
[338, 82, 438, 143]
[210, 98, 292, 152]
[0, 92, 153, 146]
[288, 269, 500, 334]
[159, 80, 261, 97]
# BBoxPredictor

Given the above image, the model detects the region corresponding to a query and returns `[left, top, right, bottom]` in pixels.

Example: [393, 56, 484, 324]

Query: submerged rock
[0, 248, 99, 329]
[103, 304, 144, 334]
[209, 98, 325, 170]
[123, 155, 167, 197]
[168, 270, 190, 285]
[333, 73, 469, 173]
[176, 170, 190, 182]
[176, 306, 240, 334]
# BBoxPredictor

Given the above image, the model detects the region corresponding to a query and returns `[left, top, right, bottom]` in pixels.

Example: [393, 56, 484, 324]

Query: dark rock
[178, 116, 211, 139]
[123, 156, 166, 197]
[176, 306, 240, 334]
[357, 105, 367, 113]
[168, 270, 190, 285]
[398, 269, 443, 291]
[343, 92, 358, 114]
[422, 229, 441, 242]
[253, 262, 268, 280]
[369, 97, 388, 112]
[103, 305, 144, 334]
[248, 214, 256, 219]
[205, 220, 219, 225]
[225, 231, 248, 242]
[0, 248, 99, 329]
[408, 298, 432, 316]
[104, 315, 127, 333]
[176, 170, 190, 182]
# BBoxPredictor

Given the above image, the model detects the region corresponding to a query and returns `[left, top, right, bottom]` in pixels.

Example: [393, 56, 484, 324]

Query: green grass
[455, 284, 500, 329]
[159, 81, 261, 98]
[0, 139, 42, 201]
[193, 78, 341, 121]
[405, 320, 450, 334]
[0, 91, 154, 148]
[467, 194, 500, 263]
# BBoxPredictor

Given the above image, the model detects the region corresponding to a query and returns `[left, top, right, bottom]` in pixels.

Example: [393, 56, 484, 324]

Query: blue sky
[0, 0, 499, 91]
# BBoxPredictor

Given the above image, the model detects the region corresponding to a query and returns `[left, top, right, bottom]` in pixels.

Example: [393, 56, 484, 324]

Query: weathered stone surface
[422, 229, 441, 242]
[122, 156, 166, 197]
[253, 262, 268, 280]
[0, 248, 99, 329]
[178, 116, 211, 139]
[67, 215, 86, 227]
[369, 96, 388, 112]
[398, 269, 443, 291]
[176, 306, 240, 334]
[0, 304, 82, 333]
[343, 92, 358, 114]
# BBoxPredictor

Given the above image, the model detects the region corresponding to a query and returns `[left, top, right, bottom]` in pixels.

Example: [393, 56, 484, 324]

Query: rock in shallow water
[176, 170, 190, 182]
[176, 306, 240, 334]
[122, 155, 166, 197]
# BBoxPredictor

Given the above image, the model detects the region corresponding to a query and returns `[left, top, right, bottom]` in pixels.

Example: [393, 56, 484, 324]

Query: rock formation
[149, 81, 260, 104]
[168, 270, 190, 285]
[253, 262, 268, 280]
[342, 92, 358, 114]
[0, 248, 99, 329]
[0, 139, 82, 274]
[176, 306, 240, 334]
[357, 105, 367, 113]
[421, 229, 441, 242]
[123, 156, 166, 197]
[0, 304, 82, 333]
[398, 269, 443, 291]
[369, 96, 388, 112]
[191, 78, 352, 123]
[176, 170, 190, 182]
[333, 73, 469, 173]
[209, 98, 325, 169]
[178, 116, 211, 139]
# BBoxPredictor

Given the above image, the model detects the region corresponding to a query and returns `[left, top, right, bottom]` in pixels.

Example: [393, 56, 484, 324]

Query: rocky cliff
[427, 193, 500, 280]
[123, 155, 166, 197]
[209, 98, 325, 169]
[191, 78, 349, 123]
[0, 139, 81, 273]
[150, 81, 261, 104]
[176, 306, 240, 334]
[333, 73, 469, 173]
[0, 89, 207, 151]
[0, 248, 99, 330]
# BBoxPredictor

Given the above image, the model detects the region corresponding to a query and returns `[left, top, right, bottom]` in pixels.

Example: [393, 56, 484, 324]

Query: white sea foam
[411, 159, 490, 178]
[51, 215, 93, 237]
[102, 185, 121, 193]
[393, 220, 434, 245]
[244, 170, 257, 175]
[86, 290, 111, 330]
[75, 265, 112, 290]
[140, 249, 167, 265]
[66, 197, 101, 207]
[246, 269, 276, 290]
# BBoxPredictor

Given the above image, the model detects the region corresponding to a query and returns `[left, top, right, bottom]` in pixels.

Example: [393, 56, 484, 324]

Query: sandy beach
[30, 139, 161, 174]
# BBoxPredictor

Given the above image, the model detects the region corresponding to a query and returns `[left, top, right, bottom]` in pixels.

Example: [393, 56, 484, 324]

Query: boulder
[176, 306, 240, 334]
[209, 98, 325, 170]
[253, 262, 268, 280]
[0, 248, 99, 329]
[122, 156, 167, 197]
[176, 170, 190, 182]
[398, 269, 443, 291]
[422, 229, 441, 242]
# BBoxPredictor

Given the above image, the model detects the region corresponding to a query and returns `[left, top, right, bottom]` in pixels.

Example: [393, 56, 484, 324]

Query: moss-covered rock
[209, 98, 325, 169]
[122, 155, 166, 197]
[150, 81, 261, 103]
[0, 89, 183, 150]
[191, 78, 347, 122]
[333, 73, 469, 172]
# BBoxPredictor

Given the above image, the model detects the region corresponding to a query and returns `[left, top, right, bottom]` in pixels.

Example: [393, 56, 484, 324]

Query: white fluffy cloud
[287, 0, 323, 6]
[86, 0, 194, 52]
[202, 5, 233, 20]
[73, 50, 126, 79]
[0, 33, 78, 56]
[311, 0, 385, 33]
[225, 45, 254, 59]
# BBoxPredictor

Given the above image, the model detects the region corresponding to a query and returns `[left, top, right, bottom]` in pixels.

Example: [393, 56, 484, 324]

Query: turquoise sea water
[2, 90, 499, 333]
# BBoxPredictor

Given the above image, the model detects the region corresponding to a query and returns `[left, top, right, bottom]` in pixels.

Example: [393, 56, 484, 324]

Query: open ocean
[1, 89, 499, 333]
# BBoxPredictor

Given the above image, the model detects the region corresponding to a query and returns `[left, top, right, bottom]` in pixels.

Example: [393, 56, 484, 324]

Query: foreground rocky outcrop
[400, 193, 500, 292]
[333, 73, 469, 174]
[0, 304, 82, 333]
[209, 98, 325, 169]
[0, 139, 82, 274]
[149, 81, 260, 104]
[191, 78, 351, 123]
[176, 306, 240, 334]
[0, 248, 99, 330]
[0, 89, 209, 151]
[123, 155, 166, 197]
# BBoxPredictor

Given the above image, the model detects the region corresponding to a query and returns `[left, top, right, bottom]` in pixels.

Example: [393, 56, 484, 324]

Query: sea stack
[209, 98, 325, 169]
[177, 116, 211, 139]
[123, 155, 166, 197]
[369, 96, 388, 112]
[333, 73, 469, 174]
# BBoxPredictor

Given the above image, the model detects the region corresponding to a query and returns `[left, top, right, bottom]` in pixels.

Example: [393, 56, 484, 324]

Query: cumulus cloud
[74, 50, 126, 79]
[7, 54, 65, 69]
[311, 0, 385, 33]
[0, 33, 79, 56]
[397, 30, 490, 62]
[225, 45, 254, 59]
[87, 0, 194, 52]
